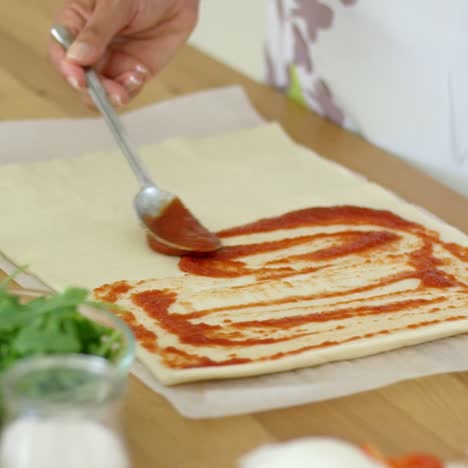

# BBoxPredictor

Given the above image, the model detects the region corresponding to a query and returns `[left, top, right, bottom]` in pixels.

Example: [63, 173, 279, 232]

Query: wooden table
[2, 2, 468, 467]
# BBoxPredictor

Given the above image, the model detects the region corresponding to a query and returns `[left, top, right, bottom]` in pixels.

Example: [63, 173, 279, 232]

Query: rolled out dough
[94, 205, 468, 384]
[0, 124, 467, 384]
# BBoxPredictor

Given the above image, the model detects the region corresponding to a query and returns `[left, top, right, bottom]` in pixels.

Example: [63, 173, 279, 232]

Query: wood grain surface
[1, 2, 468, 467]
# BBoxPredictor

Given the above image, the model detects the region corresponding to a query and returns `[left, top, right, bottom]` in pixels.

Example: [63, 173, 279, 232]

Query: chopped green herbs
[0, 276, 124, 374]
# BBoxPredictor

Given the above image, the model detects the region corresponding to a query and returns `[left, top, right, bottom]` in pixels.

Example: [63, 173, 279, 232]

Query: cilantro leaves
[0, 283, 124, 374]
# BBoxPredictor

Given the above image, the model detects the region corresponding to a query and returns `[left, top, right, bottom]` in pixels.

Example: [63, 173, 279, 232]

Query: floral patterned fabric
[265, 0, 468, 198]
[266, 0, 356, 126]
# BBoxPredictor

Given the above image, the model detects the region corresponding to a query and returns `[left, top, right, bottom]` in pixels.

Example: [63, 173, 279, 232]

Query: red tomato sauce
[95, 206, 468, 370]
[144, 197, 221, 256]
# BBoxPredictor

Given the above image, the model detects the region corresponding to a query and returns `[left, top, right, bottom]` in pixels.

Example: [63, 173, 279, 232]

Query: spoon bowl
[134, 186, 221, 255]
[133, 185, 173, 220]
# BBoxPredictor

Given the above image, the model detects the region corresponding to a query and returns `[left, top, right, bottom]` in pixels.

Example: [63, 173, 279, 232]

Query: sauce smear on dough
[95, 206, 468, 370]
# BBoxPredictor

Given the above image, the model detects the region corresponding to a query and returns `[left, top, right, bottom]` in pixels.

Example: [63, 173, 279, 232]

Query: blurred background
[189, 0, 267, 81]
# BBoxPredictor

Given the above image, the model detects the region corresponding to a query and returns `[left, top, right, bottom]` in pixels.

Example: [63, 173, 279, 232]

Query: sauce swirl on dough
[94, 206, 468, 370]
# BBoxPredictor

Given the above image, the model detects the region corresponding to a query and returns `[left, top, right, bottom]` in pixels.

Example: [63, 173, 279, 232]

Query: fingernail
[66, 76, 81, 90]
[67, 41, 93, 62]
[125, 74, 143, 91]
[112, 94, 123, 107]
[135, 64, 149, 75]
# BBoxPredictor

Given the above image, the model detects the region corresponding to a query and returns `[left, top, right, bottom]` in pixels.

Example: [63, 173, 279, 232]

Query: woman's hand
[48, 0, 199, 107]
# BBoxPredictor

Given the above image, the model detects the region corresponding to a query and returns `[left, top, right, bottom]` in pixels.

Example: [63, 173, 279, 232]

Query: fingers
[123, 3, 199, 78]
[97, 49, 150, 96]
[91, 1, 199, 84]
[81, 75, 129, 108]
[65, 0, 132, 66]
[49, 33, 128, 107]
[115, 70, 146, 97]
[58, 53, 87, 90]
[48, 0, 199, 107]
[48, 2, 88, 89]
[48, 0, 133, 106]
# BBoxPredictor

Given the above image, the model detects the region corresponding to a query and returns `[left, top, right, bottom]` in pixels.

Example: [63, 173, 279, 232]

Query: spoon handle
[50, 25, 156, 189]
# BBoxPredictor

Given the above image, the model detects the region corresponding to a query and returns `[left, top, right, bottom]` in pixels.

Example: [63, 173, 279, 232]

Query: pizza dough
[0, 124, 467, 384]
[94, 205, 468, 384]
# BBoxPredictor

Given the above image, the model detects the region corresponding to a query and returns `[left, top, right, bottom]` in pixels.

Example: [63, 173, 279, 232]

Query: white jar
[0, 355, 131, 468]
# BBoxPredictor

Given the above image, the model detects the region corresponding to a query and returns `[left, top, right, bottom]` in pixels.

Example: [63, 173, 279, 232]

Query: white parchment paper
[1, 86, 468, 419]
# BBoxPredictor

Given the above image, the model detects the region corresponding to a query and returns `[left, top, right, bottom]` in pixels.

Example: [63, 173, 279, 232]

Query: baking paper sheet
[2, 86, 468, 419]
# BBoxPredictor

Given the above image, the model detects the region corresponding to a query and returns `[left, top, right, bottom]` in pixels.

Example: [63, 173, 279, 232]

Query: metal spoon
[50, 25, 221, 256]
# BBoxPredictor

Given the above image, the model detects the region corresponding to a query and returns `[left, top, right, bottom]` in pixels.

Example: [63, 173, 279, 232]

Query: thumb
[66, 0, 131, 66]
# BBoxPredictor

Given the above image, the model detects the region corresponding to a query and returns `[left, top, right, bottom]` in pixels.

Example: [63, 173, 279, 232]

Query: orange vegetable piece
[389, 454, 443, 468]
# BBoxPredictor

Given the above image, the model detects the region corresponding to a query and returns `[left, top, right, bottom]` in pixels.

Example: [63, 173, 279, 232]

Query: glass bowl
[5, 287, 136, 375]
[0, 355, 132, 468]
[2, 354, 125, 411]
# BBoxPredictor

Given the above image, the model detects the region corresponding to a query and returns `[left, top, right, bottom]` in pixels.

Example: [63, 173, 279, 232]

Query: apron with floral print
[265, 0, 468, 197]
